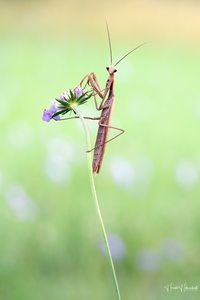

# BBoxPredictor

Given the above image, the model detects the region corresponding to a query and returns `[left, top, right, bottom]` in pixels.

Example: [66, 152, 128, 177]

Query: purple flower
[136, 249, 160, 271]
[74, 86, 84, 98]
[42, 102, 60, 122]
[57, 90, 70, 101]
[99, 233, 126, 261]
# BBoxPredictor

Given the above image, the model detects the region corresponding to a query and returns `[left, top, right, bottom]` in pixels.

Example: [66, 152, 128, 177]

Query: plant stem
[73, 107, 122, 300]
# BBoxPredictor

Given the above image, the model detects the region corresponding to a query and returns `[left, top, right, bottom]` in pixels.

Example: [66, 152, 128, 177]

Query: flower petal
[53, 115, 60, 121]
[74, 86, 84, 98]
[42, 109, 52, 122]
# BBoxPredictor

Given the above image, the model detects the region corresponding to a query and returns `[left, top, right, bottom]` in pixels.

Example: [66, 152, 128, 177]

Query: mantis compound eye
[114, 69, 117, 73]
[106, 67, 109, 71]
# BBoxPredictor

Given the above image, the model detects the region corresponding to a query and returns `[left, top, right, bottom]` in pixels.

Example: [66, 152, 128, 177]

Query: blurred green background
[1, 0, 200, 299]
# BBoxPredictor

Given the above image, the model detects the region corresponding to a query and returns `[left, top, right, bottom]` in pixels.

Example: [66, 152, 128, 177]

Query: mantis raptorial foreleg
[92, 93, 102, 111]
[80, 72, 109, 109]
[80, 73, 103, 97]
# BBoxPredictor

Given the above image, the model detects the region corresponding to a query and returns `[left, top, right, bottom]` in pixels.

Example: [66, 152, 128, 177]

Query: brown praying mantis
[59, 24, 146, 173]
[80, 24, 146, 173]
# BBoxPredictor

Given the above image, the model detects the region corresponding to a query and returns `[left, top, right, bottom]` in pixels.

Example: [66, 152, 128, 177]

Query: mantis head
[106, 66, 117, 75]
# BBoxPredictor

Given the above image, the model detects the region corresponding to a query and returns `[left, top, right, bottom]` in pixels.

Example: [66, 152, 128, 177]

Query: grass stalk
[73, 107, 122, 300]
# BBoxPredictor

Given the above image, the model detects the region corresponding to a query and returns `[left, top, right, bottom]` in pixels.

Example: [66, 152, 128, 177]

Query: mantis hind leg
[87, 123, 125, 153]
[102, 124, 125, 145]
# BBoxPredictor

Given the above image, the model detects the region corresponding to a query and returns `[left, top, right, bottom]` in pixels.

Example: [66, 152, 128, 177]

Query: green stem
[73, 107, 122, 300]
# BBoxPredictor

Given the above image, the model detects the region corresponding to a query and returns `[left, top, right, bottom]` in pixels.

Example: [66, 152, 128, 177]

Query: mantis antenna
[106, 21, 113, 66]
[114, 42, 147, 67]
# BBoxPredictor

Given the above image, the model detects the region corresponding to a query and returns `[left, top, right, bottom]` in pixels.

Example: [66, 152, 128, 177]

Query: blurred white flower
[175, 161, 198, 188]
[46, 137, 78, 162]
[7, 122, 34, 149]
[136, 249, 160, 271]
[110, 156, 136, 188]
[136, 155, 153, 187]
[109, 155, 153, 191]
[160, 238, 184, 261]
[5, 185, 38, 220]
[44, 154, 71, 183]
[99, 233, 126, 261]
[44, 137, 79, 183]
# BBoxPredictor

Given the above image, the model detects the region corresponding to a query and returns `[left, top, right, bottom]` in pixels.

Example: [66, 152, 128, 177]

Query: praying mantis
[58, 24, 146, 173]
[80, 24, 146, 173]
